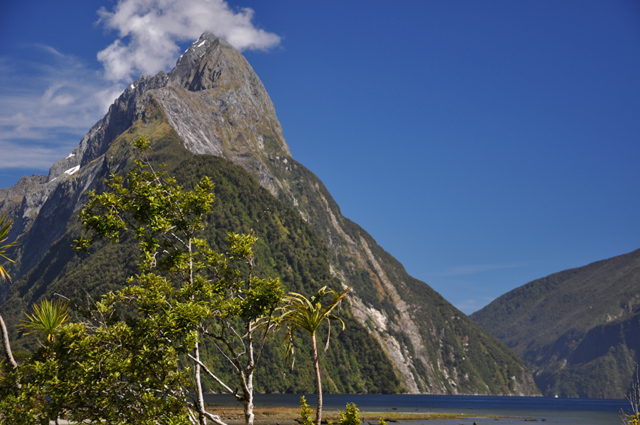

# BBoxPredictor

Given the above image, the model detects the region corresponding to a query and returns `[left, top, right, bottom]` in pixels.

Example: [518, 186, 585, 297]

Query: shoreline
[206, 406, 502, 424]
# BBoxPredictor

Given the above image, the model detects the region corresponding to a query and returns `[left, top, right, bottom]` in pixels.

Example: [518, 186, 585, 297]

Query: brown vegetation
[204, 406, 485, 424]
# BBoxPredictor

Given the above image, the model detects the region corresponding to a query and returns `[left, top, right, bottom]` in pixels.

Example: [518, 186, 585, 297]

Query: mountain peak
[45, 31, 290, 191]
[170, 32, 227, 89]
[169, 32, 248, 93]
[148, 31, 292, 192]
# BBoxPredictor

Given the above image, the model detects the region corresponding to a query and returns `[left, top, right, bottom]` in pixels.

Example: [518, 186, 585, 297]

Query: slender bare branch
[203, 327, 240, 372]
[203, 410, 229, 425]
[0, 313, 18, 369]
[253, 308, 278, 366]
[187, 353, 236, 396]
[227, 322, 247, 355]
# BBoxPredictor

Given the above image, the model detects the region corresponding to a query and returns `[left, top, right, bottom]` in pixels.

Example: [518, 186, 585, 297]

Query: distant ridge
[0, 32, 538, 396]
[472, 249, 640, 398]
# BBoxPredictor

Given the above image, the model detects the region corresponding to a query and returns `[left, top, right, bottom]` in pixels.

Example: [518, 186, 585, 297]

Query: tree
[280, 286, 350, 425]
[0, 144, 194, 424]
[75, 135, 284, 425]
[1, 312, 194, 425]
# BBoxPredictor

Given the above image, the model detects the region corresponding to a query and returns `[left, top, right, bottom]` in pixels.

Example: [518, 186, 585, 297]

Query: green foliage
[338, 403, 361, 425]
[1, 126, 402, 397]
[299, 396, 314, 425]
[75, 150, 216, 265]
[0, 320, 193, 424]
[281, 286, 349, 425]
[21, 299, 69, 342]
[281, 286, 350, 366]
[73, 135, 285, 423]
[1, 136, 288, 424]
[0, 212, 17, 282]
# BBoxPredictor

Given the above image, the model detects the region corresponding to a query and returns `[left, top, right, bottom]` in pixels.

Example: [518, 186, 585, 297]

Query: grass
[204, 406, 495, 424]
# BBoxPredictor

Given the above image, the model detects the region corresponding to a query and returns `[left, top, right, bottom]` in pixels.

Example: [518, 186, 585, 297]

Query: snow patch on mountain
[65, 165, 80, 176]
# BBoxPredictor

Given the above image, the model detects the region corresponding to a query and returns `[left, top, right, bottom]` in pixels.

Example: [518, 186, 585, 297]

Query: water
[203, 394, 631, 425]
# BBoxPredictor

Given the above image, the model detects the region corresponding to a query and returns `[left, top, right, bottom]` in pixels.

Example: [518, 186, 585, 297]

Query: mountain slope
[0, 32, 538, 395]
[472, 249, 640, 398]
[1, 112, 403, 393]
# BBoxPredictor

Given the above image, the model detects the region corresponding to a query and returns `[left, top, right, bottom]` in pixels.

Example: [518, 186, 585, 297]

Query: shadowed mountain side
[472, 249, 640, 398]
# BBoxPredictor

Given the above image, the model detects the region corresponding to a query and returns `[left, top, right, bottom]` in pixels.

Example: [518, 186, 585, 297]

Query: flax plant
[0, 212, 17, 282]
[281, 286, 350, 425]
[21, 299, 70, 342]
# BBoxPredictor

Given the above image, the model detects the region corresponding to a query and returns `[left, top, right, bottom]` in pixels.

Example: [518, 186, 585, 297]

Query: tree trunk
[190, 240, 208, 425]
[241, 392, 255, 425]
[312, 332, 322, 425]
[242, 323, 255, 425]
[0, 313, 18, 368]
[195, 341, 207, 425]
[239, 368, 255, 425]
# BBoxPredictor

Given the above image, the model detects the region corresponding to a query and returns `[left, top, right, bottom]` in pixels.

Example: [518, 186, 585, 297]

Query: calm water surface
[204, 394, 630, 425]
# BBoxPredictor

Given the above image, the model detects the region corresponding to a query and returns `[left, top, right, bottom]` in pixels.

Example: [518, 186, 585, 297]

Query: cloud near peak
[97, 0, 281, 83]
[0, 0, 280, 174]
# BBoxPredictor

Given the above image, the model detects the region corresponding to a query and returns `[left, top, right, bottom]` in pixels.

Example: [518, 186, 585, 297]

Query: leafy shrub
[299, 396, 314, 425]
[338, 403, 360, 425]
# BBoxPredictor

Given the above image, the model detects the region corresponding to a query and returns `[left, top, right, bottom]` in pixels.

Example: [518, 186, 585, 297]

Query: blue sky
[1, 0, 639, 314]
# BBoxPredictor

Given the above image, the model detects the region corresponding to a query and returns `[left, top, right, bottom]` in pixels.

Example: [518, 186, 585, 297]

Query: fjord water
[204, 394, 628, 424]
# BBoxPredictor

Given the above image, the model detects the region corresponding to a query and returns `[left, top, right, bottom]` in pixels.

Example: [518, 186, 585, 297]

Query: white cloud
[0, 141, 77, 169]
[96, 0, 281, 82]
[0, 47, 124, 169]
[0, 0, 280, 173]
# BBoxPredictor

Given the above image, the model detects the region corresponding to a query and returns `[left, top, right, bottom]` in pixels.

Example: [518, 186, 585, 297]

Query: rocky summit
[0, 32, 538, 395]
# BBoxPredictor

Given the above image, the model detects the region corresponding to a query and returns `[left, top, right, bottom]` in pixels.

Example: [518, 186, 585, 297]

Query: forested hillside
[472, 249, 640, 398]
[1, 114, 401, 394]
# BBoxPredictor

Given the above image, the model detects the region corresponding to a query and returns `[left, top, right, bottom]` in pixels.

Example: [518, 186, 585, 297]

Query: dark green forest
[0, 117, 402, 394]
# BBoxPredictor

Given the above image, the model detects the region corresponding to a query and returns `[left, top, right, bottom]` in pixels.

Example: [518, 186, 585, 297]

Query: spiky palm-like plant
[0, 212, 17, 282]
[22, 299, 70, 343]
[281, 286, 350, 425]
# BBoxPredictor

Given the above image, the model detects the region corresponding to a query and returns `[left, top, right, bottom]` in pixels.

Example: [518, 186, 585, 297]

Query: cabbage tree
[280, 286, 350, 425]
[21, 299, 70, 343]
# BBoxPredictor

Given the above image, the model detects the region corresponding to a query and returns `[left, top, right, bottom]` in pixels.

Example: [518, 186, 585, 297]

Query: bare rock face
[0, 32, 539, 396]
[156, 33, 291, 195]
